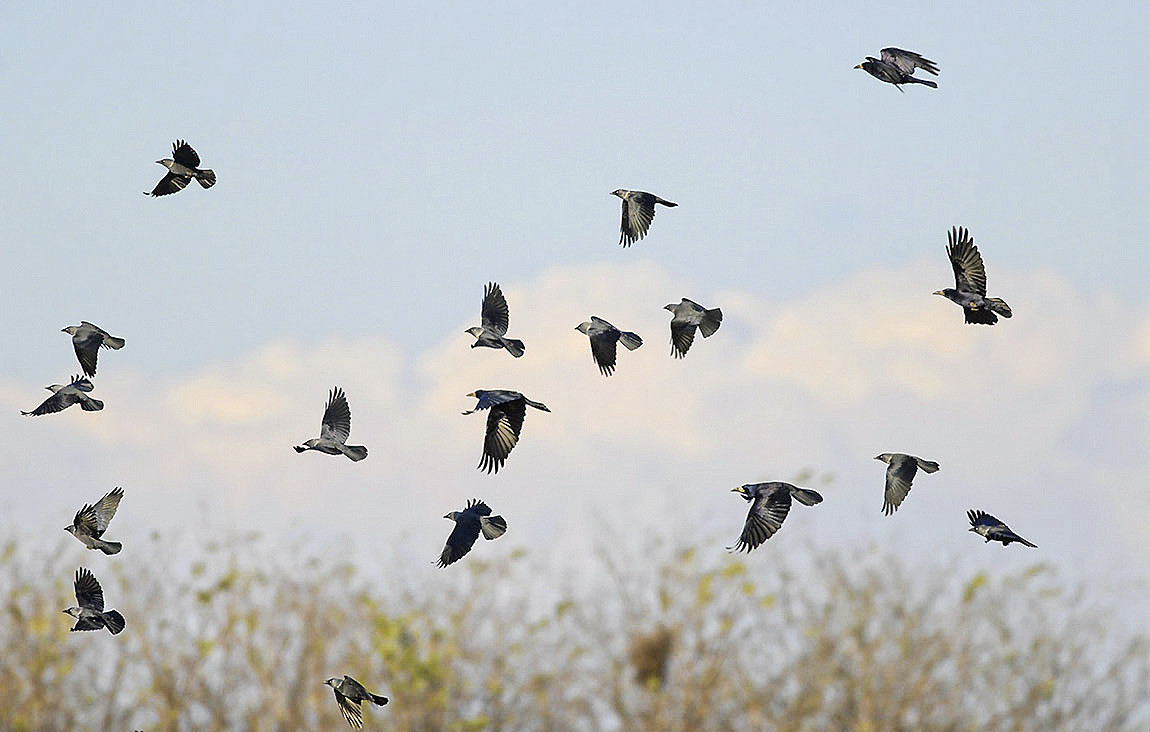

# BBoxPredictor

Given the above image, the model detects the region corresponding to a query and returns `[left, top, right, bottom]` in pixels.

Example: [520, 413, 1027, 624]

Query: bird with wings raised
[66, 487, 124, 555]
[21, 375, 103, 416]
[465, 282, 525, 357]
[145, 139, 216, 197]
[63, 568, 125, 635]
[934, 226, 1013, 325]
[294, 387, 368, 461]
[967, 510, 1038, 548]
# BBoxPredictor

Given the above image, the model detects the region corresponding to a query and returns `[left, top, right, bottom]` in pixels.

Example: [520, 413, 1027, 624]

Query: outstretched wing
[620, 193, 656, 248]
[588, 328, 620, 376]
[947, 227, 987, 296]
[172, 140, 201, 168]
[480, 399, 526, 473]
[148, 172, 192, 197]
[881, 47, 939, 76]
[332, 688, 364, 729]
[729, 487, 792, 552]
[480, 282, 510, 336]
[882, 457, 918, 515]
[23, 391, 71, 416]
[75, 487, 124, 537]
[74, 568, 105, 612]
[669, 319, 696, 359]
[319, 388, 352, 444]
[72, 330, 103, 377]
[438, 515, 482, 567]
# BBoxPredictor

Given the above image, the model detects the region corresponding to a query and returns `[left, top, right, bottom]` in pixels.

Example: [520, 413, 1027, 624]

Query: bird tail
[524, 398, 551, 412]
[103, 336, 126, 350]
[792, 487, 824, 506]
[196, 169, 217, 189]
[908, 77, 938, 88]
[619, 331, 643, 351]
[480, 514, 508, 540]
[370, 693, 390, 706]
[987, 298, 1012, 318]
[80, 397, 104, 412]
[699, 308, 723, 338]
[655, 197, 678, 207]
[342, 445, 369, 462]
[98, 540, 122, 555]
[103, 610, 126, 635]
[1010, 533, 1038, 548]
[915, 459, 941, 474]
[500, 337, 525, 358]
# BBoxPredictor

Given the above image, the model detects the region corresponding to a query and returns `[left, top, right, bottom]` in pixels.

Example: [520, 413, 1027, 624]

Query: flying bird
[874, 453, 940, 515]
[324, 675, 389, 729]
[967, 510, 1037, 548]
[934, 226, 1013, 325]
[880, 47, 940, 77]
[66, 487, 124, 555]
[664, 298, 722, 358]
[610, 189, 677, 247]
[728, 482, 823, 552]
[854, 50, 938, 91]
[463, 390, 550, 473]
[465, 282, 525, 357]
[294, 387, 368, 461]
[145, 139, 216, 196]
[61, 321, 124, 377]
[21, 375, 103, 416]
[437, 499, 507, 567]
[575, 316, 643, 376]
[63, 568, 125, 635]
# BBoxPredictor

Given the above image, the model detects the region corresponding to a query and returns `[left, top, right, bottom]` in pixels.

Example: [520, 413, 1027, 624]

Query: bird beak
[443, 513, 451, 520]
[730, 487, 742, 494]
[853, 64, 863, 69]
[968, 527, 977, 532]
[60, 328, 68, 333]
[873, 455, 882, 461]
[466, 391, 476, 398]
[932, 290, 944, 296]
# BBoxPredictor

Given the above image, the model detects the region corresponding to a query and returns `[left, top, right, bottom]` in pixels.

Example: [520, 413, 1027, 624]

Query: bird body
[934, 226, 1013, 325]
[66, 487, 124, 554]
[728, 482, 823, 552]
[466, 282, 525, 357]
[61, 321, 124, 377]
[854, 55, 938, 91]
[463, 390, 550, 473]
[575, 316, 643, 376]
[63, 568, 125, 634]
[22, 375, 103, 416]
[664, 298, 723, 358]
[325, 675, 388, 729]
[438, 498, 507, 567]
[967, 510, 1037, 547]
[145, 140, 216, 196]
[874, 453, 939, 515]
[611, 189, 677, 247]
[294, 387, 368, 461]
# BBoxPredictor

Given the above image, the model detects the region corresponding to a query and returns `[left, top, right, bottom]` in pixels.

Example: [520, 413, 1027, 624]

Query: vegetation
[1, 532, 1146, 731]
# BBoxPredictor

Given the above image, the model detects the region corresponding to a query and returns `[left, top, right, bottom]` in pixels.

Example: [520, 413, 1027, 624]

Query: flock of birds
[23, 46, 1042, 728]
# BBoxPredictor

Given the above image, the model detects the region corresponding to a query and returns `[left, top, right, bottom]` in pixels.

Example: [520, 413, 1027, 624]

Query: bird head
[575, 322, 591, 334]
[323, 678, 338, 688]
[64, 525, 77, 537]
[465, 327, 483, 337]
[63, 607, 80, 618]
[466, 391, 479, 398]
[731, 485, 748, 496]
[61, 325, 78, 336]
[444, 511, 459, 522]
[47, 384, 64, 392]
[874, 453, 892, 463]
[663, 304, 676, 312]
[609, 189, 625, 199]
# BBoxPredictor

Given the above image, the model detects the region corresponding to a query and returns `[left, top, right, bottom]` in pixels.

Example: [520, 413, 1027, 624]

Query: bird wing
[72, 330, 103, 377]
[947, 227, 987, 296]
[480, 282, 510, 336]
[319, 388, 352, 444]
[172, 140, 201, 168]
[439, 515, 483, 567]
[86, 487, 124, 536]
[480, 399, 526, 473]
[967, 509, 1002, 530]
[71, 616, 104, 632]
[332, 688, 364, 729]
[464, 498, 494, 517]
[588, 329, 620, 376]
[669, 320, 696, 358]
[881, 48, 939, 75]
[730, 487, 792, 552]
[23, 390, 73, 416]
[342, 676, 370, 699]
[882, 457, 917, 515]
[148, 171, 192, 197]
[620, 193, 655, 247]
[74, 568, 105, 612]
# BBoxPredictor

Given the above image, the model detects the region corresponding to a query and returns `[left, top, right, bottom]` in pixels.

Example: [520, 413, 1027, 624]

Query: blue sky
[1, 3, 1148, 612]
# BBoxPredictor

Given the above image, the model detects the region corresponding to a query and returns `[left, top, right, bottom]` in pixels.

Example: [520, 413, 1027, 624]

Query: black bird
[145, 139, 216, 196]
[66, 487, 124, 555]
[21, 375, 103, 416]
[293, 387, 368, 461]
[610, 189, 677, 247]
[664, 298, 722, 358]
[967, 510, 1037, 548]
[880, 47, 940, 77]
[63, 568, 125, 635]
[437, 499, 507, 567]
[854, 55, 938, 91]
[465, 282, 525, 357]
[463, 390, 550, 473]
[61, 322, 125, 377]
[575, 316, 643, 376]
[728, 482, 823, 552]
[324, 676, 389, 729]
[934, 226, 1013, 325]
[874, 453, 940, 515]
